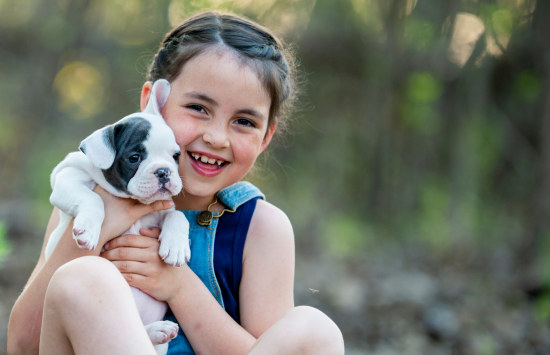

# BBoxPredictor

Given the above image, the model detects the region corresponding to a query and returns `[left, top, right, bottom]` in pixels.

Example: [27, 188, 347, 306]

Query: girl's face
[141, 49, 275, 207]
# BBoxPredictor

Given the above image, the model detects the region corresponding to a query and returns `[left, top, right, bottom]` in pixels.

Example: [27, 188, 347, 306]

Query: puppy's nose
[154, 168, 170, 184]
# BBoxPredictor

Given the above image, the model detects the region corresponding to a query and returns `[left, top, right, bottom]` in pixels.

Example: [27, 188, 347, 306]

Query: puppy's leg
[50, 167, 104, 250]
[158, 210, 190, 266]
[144, 321, 179, 355]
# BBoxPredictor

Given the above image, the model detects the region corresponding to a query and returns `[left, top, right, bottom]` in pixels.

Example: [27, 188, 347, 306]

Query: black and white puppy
[45, 79, 189, 354]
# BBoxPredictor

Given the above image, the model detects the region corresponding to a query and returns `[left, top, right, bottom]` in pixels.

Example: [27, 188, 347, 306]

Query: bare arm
[8, 207, 103, 355]
[7, 190, 174, 355]
[168, 200, 295, 354]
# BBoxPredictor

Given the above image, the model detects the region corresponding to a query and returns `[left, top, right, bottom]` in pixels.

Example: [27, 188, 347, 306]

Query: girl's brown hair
[147, 11, 297, 134]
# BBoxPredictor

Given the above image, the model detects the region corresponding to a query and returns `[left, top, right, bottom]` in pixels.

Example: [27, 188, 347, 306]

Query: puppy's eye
[128, 154, 141, 163]
[173, 152, 181, 162]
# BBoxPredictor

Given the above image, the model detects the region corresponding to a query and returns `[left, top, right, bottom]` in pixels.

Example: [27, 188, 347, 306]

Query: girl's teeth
[192, 153, 226, 165]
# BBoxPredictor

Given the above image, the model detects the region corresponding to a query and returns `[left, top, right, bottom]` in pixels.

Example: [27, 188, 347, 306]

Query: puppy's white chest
[123, 211, 165, 236]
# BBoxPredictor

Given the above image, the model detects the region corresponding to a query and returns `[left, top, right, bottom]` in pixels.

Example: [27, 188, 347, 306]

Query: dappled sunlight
[234, 0, 278, 18]
[0, 0, 38, 28]
[168, 0, 313, 33]
[349, 0, 384, 36]
[89, 0, 163, 45]
[168, 0, 236, 26]
[261, 0, 316, 34]
[448, 12, 485, 67]
[53, 61, 107, 119]
[404, 0, 418, 16]
[486, 8, 512, 57]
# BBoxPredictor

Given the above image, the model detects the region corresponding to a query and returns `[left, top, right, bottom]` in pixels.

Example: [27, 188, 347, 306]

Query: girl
[8, 11, 344, 355]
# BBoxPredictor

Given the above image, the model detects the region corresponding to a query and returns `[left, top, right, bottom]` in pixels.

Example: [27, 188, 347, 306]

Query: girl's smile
[187, 150, 230, 177]
[141, 48, 276, 211]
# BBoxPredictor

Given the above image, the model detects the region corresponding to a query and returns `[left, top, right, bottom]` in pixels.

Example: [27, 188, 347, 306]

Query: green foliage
[477, 335, 497, 355]
[321, 214, 373, 258]
[0, 221, 12, 263]
[0, 114, 19, 151]
[406, 72, 443, 103]
[492, 9, 514, 37]
[419, 182, 451, 249]
[37, 14, 75, 51]
[401, 72, 442, 134]
[404, 17, 436, 51]
[534, 295, 550, 322]
[515, 71, 542, 103]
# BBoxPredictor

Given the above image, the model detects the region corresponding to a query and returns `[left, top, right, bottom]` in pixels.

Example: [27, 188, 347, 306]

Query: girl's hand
[93, 186, 174, 246]
[100, 227, 185, 302]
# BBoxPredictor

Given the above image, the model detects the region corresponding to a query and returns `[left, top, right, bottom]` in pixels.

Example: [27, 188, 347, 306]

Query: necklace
[197, 196, 236, 226]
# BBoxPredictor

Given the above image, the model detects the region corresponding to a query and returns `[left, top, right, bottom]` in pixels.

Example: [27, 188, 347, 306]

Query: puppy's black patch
[102, 117, 151, 193]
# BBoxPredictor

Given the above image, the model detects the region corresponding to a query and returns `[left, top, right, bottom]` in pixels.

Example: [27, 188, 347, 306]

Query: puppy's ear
[79, 125, 115, 170]
[143, 79, 171, 116]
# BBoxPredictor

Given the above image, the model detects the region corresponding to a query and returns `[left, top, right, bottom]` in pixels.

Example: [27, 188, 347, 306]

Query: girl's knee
[46, 256, 124, 307]
[283, 306, 344, 354]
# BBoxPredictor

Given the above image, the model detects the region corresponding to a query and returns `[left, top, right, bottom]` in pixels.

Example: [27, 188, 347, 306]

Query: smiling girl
[8, 11, 344, 355]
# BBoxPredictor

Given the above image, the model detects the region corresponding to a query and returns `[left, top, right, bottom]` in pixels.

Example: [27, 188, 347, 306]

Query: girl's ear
[260, 119, 278, 154]
[140, 81, 153, 112]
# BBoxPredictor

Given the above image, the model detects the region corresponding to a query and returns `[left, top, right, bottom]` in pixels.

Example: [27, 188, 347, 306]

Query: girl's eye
[236, 118, 255, 127]
[128, 154, 141, 163]
[187, 104, 206, 113]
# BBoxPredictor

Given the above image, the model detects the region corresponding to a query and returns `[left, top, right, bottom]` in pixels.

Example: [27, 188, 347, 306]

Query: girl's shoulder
[240, 199, 295, 332]
[243, 199, 294, 260]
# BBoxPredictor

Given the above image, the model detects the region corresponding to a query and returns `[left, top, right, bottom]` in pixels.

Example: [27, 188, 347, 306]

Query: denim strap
[217, 181, 265, 210]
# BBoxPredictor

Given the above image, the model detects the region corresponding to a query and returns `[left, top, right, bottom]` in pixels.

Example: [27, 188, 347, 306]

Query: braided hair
[148, 11, 297, 132]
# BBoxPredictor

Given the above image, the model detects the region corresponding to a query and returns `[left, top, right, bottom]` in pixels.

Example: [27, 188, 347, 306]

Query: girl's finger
[132, 200, 174, 220]
[139, 227, 162, 238]
[101, 246, 152, 262]
[111, 261, 149, 276]
[105, 234, 157, 250]
[121, 273, 150, 291]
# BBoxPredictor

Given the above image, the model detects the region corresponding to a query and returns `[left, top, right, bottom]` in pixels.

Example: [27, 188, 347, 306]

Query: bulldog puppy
[45, 79, 189, 355]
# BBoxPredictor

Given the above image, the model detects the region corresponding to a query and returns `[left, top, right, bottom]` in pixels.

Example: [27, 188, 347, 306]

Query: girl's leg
[248, 306, 345, 355]
[40, 256, 157, 355]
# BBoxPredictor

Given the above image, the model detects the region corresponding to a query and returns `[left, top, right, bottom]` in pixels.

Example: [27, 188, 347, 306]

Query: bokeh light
[53, 61, 107, 119]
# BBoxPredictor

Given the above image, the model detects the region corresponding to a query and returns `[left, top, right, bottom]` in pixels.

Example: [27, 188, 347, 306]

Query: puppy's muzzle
[155, 168, 171, 184]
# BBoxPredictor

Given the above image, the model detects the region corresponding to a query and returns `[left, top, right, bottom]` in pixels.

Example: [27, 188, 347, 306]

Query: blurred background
[0, 0, 549, 353]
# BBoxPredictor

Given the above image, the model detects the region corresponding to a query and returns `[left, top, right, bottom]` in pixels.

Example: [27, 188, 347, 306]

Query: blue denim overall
[164, 181, 265, 354]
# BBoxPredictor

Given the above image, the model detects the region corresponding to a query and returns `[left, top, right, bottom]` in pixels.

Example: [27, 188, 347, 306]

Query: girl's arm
[104, 199, 295, 355]
[8, 207, 98, 355]
[7, 191, 173, 355]
[173, 199, 295, 353]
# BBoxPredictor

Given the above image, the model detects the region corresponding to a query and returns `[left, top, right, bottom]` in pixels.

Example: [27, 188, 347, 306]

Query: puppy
[45, 79, 189, 355]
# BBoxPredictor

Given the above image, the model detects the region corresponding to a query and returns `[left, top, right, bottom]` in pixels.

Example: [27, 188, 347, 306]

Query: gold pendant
[197, 211, 213, 226]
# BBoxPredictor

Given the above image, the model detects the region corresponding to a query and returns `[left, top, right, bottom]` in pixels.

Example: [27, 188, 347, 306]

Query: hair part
[147, 11, 298, 136]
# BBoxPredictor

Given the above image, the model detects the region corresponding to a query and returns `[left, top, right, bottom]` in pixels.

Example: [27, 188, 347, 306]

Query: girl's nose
[203, 123, 229, 149]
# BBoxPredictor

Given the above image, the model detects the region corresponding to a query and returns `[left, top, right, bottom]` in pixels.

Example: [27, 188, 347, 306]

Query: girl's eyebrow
[235, 108, 265, 120]
[185, 91, 218, 106]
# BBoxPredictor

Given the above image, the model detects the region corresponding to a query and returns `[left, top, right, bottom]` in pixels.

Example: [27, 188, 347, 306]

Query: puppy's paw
[158, 231, 190, 267]
[72, 214, 102, 250]
[145, 321, 179, 345]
